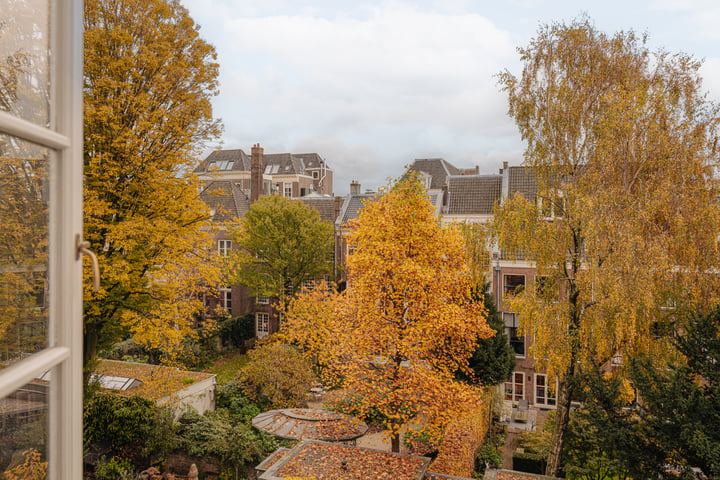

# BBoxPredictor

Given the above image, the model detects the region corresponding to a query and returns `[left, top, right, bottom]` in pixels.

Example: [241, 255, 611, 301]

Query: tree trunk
[391, 430, 401, 453]
[546, 375, 573, 476]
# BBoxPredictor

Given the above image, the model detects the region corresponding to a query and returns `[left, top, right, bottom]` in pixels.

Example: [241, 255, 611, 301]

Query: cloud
[652, 0, 720, 40]
[189, 1, 522, 189]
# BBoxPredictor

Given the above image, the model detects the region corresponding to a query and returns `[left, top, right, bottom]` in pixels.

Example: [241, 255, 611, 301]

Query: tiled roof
[300, 197, 338, 222]
[196, 150, 330, 176]
[337, 194, 375, 225]
[446, 175, 502, 215]
[194, 149, 250, 173]
[199, 180, 250, 221]
[407, 158, 462, 189]
[427, 189, 444, 218]
[507, 166, 538, 200]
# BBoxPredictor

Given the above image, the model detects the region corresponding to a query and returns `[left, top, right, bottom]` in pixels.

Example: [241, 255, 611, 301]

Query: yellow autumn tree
[495, 17, 720, 475]
[82, 0, 223, 370]
[283, 175, 493, 452]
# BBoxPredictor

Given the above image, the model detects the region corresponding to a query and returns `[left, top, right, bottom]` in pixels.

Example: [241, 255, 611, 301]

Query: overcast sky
[183, 0, 720, 195]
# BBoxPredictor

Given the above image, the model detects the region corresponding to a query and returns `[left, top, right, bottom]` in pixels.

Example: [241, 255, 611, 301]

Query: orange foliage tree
[283, 175, 493, 452]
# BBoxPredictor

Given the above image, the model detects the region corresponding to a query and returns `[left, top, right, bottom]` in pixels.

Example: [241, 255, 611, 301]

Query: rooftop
[93, 359, 214, 401]
[260, 440, 431, 480]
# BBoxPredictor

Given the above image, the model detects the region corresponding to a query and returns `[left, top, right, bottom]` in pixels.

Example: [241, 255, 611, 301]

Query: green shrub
[513, 452, 547, 475]
[239, 343, 316, 409]
[219, 313, 255, 348]
[176, 409, 277, 473]
[83, 394, 176, 455]
[476, 443, 502, 472]
[94, 456, 136, 480]
[216, 380, 261, 423]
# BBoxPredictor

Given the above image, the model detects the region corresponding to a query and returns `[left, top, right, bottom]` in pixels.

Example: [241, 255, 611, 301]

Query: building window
[256, 313, 270, 338]
[504, 274, 525, 296]
[218, 239, 232, 257]
[535, 374, 557, 407]
[505, 371, 524, 402]
[505, 327, 525, 357]
[284, 183, 292, 197]
[257, 295, 269, 304]
[313, 171, 319, 179]
[538, 192, 565, 219]
[220, 288, 232, 312]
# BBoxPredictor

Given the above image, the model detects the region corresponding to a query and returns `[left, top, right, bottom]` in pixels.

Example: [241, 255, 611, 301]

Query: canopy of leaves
[238, 342, 317, 409]
[83, 0, 223, 367]
[283, 175, 493, 449]
[228, 195, 334, 300]
[495, 16, 720, 474]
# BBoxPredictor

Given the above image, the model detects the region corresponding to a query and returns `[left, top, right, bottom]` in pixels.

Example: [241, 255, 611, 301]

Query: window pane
[0, 0, 51, 126]
[0, 135, 49, 362]
[0, 380, 48, 472]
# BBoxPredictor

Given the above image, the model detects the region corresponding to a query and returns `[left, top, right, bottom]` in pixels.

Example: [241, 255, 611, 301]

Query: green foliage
[564, 369, 652, 480]
[219, 313, 255, 348]
[630, 308, 720, 479]
[461, 284, 516, 386]
[513, 452, 547, 475]
[519, 410, 553, 460]
[94, 456, 136, 480]
[176, 409, 275, 472]
[475, 444, 502, 473]
[205, 351, 249, 385]
[83, 394, 176, 455]
[215, 380, 261, 423]
[239, 342, 316, 409]
[228, 195, 334, 301]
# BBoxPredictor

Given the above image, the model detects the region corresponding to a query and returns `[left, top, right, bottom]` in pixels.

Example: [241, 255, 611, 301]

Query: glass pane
[0, 135, 49, 362]
[0, 0, 51, 126]
[0, 380, 48, 473]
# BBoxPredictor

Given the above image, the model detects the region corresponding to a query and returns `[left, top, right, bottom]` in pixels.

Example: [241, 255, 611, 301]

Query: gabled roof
[300, 197, 338, 223]
[407, 158, 462, 189]
[199, 180, 250, 221]
[507, 166, 538, 200]
[195, 150, 330, 176]
[194, 149, 251, 173]
[336, 193, 376, 226]
[446, 175, 502, 215]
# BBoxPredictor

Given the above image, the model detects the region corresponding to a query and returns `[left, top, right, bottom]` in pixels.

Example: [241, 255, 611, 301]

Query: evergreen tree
[459, 284, 515, 386]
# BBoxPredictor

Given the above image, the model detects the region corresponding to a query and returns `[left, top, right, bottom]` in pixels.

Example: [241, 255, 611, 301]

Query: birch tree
[495, 17, 720, 475]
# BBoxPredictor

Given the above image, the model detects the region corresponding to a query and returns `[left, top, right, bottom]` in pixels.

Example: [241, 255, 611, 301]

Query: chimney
[500, 161, 508, 175]
[475, 165, 479, 175]
[334, 196, 344, 221]
[251, 144, 263, 203]
[350, 180, 360, 195]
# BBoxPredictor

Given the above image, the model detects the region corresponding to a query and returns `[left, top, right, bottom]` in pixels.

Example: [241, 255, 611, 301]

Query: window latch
[76, 234, 100, 292]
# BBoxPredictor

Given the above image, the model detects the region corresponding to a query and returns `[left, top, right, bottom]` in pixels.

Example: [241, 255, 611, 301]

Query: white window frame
[504, 371, 525, 402]
[0, 1, 84, 478]
[534, 373, 557, 408]
[256, 312, 270, 338]
[256, 294, 269, 305]
[218, 239, 231, 257]
[219, 288, 232, 312]
[284, 182, 292, 197]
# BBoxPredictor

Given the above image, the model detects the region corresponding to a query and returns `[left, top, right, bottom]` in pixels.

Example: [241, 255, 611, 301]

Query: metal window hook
[75, 234, 100, 292]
